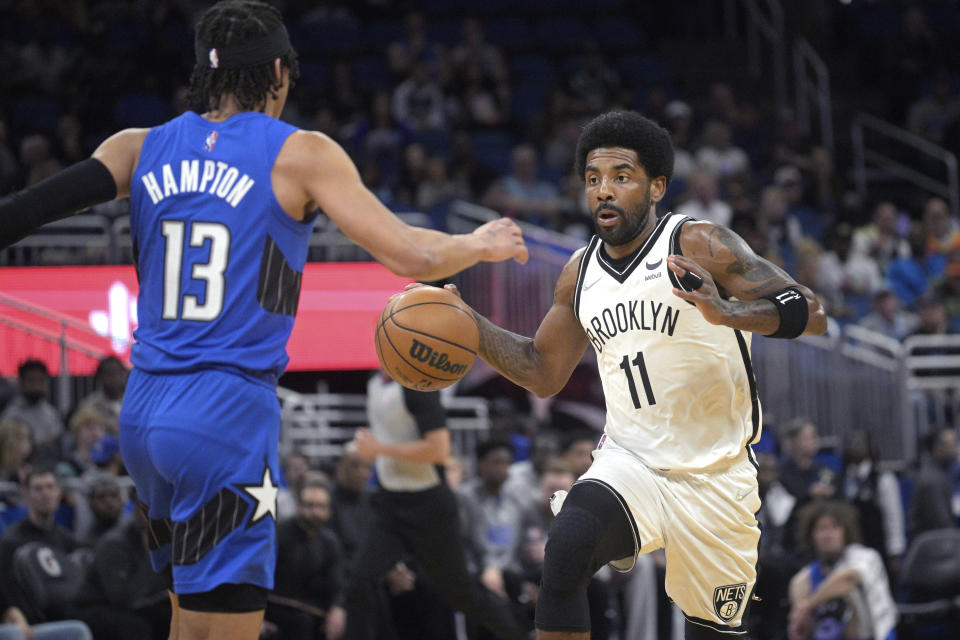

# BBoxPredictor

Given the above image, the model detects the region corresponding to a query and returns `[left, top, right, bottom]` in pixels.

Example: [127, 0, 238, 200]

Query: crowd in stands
[0, 355, 958, 638]
[1, 1, 959, 337]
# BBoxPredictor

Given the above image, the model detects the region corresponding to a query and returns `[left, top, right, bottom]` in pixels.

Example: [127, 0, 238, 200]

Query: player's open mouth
[597, 211, 619, 226]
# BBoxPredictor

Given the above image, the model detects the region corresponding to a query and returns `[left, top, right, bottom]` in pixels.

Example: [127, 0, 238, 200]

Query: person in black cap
[0, 1, 527, 638]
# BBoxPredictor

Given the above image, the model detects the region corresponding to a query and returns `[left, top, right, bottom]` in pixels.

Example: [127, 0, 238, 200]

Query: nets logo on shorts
[713, 582, 747, 621]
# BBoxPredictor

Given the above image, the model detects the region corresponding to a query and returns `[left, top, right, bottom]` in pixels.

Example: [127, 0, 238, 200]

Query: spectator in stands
[386, 11, 442, 79]
[908, 427, 958, 537]
[506, 429, 560, 505]
[807, 146, 847, 222]
[0, 593, 92, 640]
[453, 60, 507, 129]
[664, 100, 696, 184]
[850, 201, 909, 275]
[788, 500, 897, 640]
[276, 452, 311, 523]
[394, 142, 428, 207]
[695, 119, 749, 180]
[751, 452, 799, 640]
[929, 244, 960, 330]
[886, 223, 943, 308]
[906, 69, 960, 145]
[450, 17, 507, 84]
[779, 418, 837, 507]
[57, 408, 106, 479]
[416, 155, 469, 211]
[348, 91, 412, 185]
[0, 420, 32, 486]
[0, 120, 21, 195]
[856, 289, 917, 341]
[909, 293, 953, 340]
[921, 196, 959, 259]
[269, 474, 346, 640]
[391, 62, 447, 133]
[559, 430, 595, 480]
[18, 135, 62, 188]
[482, 145, 562, 228]
[330, 446, 373, 565]
[756, 184, 802, 271]
[839, 429, 906, 573]
[79, 501, 169, 640]
[564, 46, 624, 116]
[449, 130, 498, 198]
[675, 169, 732, 227]
[2, 361, 64, 465]
[458, 438, 529, 602]
[74, 475, 126, 548]
[0, 467, 76, 620]
[775, 164, 825, 242]
[76, 357, 127, 436]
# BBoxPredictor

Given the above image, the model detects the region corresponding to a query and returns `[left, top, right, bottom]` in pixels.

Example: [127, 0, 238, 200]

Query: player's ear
[273, 58, 283, 86]
[649, 175, 667, 203]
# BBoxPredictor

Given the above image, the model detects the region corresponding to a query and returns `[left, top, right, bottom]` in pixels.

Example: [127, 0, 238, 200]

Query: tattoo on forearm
[725, 298, 781, 333]
[472, 311, 536, 383]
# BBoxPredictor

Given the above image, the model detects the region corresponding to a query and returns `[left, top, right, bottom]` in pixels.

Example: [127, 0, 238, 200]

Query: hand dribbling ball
[375, 286, 479, 391]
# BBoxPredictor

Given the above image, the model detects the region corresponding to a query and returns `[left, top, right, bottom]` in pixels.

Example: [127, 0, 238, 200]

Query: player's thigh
[662, 458, 760, 631]
[143, 369, 282, 595]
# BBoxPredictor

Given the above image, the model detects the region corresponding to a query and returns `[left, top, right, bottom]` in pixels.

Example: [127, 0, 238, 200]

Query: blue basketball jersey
[129, 111, 314, 383]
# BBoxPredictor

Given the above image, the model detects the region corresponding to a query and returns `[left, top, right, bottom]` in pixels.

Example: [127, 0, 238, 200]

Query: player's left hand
[352, 428, 379, 462]
[667, 254, 730, 326]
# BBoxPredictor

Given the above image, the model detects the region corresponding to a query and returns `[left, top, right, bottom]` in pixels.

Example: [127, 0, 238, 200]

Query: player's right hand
[473, 217, 528, 265]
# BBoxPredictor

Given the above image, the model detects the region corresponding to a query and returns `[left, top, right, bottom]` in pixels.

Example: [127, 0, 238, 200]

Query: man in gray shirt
[2, 360, 64, 462]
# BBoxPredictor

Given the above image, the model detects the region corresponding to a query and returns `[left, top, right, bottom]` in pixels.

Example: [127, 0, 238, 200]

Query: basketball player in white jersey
[437, 111, 827, 639]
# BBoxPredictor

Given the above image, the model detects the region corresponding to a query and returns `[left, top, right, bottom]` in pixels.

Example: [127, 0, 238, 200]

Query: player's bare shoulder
[273, 129, 359, 219]
[555, 246, 588, 305]
[92, 128, 152, 198]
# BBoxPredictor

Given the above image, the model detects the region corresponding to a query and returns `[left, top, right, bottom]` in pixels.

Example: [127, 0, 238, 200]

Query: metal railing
[852, 112, 960, 216]
[277, 387, 491, 467]
[793, 37, 834, 153]
[733, 0, 788, 118]
[0, 292, 111, 414]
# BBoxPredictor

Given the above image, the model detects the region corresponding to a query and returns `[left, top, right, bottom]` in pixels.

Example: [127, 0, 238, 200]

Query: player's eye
[588, 176, 598, 184]
[617, 174, 629, 182]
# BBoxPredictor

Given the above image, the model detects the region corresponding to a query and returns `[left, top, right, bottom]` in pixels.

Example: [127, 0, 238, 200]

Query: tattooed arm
[447, 249, 590, 398]
[667, 221, 827, 336]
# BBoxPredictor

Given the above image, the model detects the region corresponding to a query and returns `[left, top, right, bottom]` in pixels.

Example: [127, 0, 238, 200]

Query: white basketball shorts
[576, 434, 761, 633]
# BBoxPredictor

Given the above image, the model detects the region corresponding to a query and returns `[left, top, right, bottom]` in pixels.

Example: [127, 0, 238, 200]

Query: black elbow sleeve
[0, 158, 118, 250]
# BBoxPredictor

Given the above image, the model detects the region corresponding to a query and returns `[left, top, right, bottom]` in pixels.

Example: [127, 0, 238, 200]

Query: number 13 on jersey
[619, 351, 656, 409]
[161, 220, 230, 322]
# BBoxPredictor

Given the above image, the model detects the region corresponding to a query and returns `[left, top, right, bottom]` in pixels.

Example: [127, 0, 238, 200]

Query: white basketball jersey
[574, 213, 761, 472]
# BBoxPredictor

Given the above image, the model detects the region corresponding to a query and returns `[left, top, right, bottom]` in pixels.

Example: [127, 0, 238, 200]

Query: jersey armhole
[666, 216, 696, 296]
[573, 236, 600, 318]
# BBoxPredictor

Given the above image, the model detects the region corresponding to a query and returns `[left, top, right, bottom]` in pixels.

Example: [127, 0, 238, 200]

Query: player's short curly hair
[575, 111, 674, 185]
[188, 0, 300, 113]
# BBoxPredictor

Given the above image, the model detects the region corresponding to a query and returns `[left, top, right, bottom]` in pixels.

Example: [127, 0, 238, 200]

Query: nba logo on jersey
[713, 583, 746, 621]
[203, 130, 218, 152]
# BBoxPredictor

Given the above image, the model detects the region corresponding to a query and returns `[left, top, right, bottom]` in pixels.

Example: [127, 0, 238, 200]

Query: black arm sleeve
[0, 158, 118, 249]
[401, 387, 446, 435]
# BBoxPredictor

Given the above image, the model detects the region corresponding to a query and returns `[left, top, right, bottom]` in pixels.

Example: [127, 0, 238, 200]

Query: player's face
[584, 148, 665, 251]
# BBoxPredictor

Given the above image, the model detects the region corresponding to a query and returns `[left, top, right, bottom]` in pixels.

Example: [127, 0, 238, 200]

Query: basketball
[375, 286, 479, 391]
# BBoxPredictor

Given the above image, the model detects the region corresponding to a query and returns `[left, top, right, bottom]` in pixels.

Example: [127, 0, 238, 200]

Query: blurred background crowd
[2, 0, 960, 639]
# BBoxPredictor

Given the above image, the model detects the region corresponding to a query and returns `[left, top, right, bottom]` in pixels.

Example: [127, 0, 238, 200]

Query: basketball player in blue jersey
[0, 2, 527, 639]
[431, 111, 828, 639]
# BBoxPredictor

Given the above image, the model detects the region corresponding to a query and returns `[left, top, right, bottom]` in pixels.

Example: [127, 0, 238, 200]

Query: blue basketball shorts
[118, 367, 281, 595]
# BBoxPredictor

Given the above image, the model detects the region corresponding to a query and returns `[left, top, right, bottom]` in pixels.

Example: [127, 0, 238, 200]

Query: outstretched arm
[0, 128, 147, 249]
[668, 221, 827, 336]
[286, 131, 527, 281]
[451, 248, 590, 398]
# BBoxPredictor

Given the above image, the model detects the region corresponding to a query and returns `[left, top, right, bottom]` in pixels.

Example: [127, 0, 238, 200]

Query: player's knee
[177, 583, 267, 613]
[541, 505, 604, 593]
[684, 619, 752, 639]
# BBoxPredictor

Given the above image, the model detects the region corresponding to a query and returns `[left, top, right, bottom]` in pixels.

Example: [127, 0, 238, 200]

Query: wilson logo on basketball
[409, 339, 468, 375]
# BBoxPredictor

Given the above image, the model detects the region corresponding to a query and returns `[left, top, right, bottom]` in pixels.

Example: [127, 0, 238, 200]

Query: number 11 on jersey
[619, 351, 656, 409]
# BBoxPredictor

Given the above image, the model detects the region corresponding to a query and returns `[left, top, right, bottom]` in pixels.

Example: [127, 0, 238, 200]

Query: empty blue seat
[353, 56, 391, 92]
[593, 17, 646, 50]
[484, 18, 531, 51]
[617, 53, 670, 88]
[534, 17, 588, 52]
[472, 131, 515, 173]
[114, 94, 171, 129]
[509, 55, 558, 88]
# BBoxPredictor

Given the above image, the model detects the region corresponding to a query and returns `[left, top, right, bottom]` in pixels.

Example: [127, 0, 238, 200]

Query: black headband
[195, 24, 291, 70]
